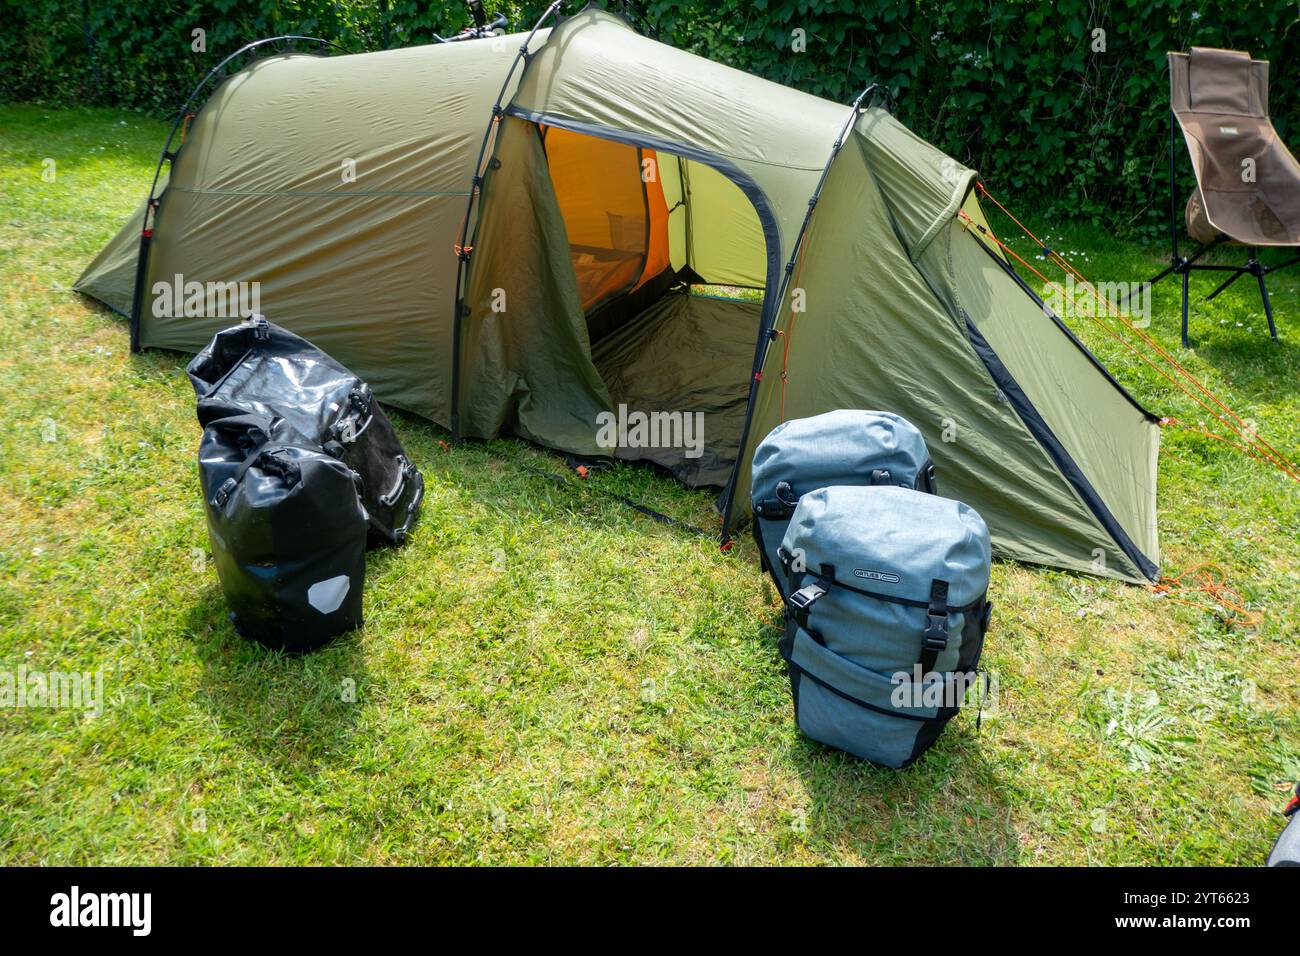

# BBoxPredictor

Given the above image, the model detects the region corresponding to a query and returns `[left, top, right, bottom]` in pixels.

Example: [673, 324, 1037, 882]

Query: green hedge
[0, 2, 535, 111]
[3, 1, 1298, 234]
[641, 0, 1300, 234]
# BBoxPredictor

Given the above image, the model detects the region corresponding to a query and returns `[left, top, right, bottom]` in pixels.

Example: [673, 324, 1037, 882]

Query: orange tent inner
[540, 125, 671, 314]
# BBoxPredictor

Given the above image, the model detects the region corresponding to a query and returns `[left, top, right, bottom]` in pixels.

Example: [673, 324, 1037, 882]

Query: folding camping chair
[1143, 47, 1300, 346]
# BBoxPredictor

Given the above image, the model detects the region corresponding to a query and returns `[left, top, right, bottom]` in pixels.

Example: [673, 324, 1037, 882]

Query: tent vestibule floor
[591, 291, 761, 487]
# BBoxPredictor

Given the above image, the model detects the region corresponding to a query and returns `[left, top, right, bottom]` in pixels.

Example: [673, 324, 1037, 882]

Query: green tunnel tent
[76, 6, 1161, 582]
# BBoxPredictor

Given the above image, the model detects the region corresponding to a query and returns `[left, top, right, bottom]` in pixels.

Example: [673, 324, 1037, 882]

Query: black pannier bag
[187, 315, 423, 547]
[199, 414, 368, 652]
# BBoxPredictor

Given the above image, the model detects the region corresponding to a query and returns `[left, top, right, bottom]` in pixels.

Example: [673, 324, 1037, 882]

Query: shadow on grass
[789, 728, 1020, 864]
[126, 327, 1016, 858]
[1186, 327, 1300, 389]
[1120, 249, 1299, 374]
[184, 584, 371, 774]
[745, 610, 1020, 864]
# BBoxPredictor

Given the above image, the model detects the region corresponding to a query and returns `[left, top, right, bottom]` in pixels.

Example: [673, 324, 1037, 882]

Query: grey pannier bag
[751, 410, 935, 598]
[777, 485, 992, 768]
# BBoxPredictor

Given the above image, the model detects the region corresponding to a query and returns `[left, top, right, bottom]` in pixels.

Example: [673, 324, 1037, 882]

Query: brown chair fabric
[1170, 47, 1300, 247]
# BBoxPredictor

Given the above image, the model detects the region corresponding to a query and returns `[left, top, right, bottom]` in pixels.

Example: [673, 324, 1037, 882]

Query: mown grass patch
[0, 103, 1297, 864]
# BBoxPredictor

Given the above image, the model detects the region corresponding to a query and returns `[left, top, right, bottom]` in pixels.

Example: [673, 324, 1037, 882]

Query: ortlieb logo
[853, 568, 900, 584]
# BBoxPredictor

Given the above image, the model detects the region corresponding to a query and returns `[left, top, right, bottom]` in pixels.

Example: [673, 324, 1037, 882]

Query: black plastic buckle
[923, 612, 948, 652]
[211, 477, 237, 509]
[924, 578, 950, 656]
[788, 582, 826, 612]
[755, 481, 798, 520]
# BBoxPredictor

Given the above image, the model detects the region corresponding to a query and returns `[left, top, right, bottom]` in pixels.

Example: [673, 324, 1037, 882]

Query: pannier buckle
[211, 477, 237, 509]
[246, 313, 270, 340]
[788, 582, 827, 612]
[923, 612, 948, 652]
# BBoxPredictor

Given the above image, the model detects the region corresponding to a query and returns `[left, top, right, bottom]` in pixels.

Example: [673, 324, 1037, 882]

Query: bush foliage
[2, 0, 1297, 232]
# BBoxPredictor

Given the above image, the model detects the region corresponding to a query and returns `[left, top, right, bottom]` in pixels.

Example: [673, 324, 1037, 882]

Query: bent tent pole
[127, 35, 346, 353]
[718, 82, 895, 537]
[449, 0, 564, 441]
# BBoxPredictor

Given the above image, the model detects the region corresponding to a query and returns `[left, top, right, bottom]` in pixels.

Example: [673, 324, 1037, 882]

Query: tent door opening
[536, 122, 771, 489]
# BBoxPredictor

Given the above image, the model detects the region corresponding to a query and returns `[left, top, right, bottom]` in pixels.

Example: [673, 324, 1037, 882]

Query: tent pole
[126, 35, 341, 352]
[679, 161, 693, 279]
[719, 82, 890, 536]
[129, 231, 151, 352]
[450, 0, 563, 441]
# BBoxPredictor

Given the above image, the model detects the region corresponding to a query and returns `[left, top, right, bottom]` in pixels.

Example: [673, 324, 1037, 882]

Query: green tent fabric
[591, 291, 761, 487]
[76, 37, 529, 419]
[75, 5, 1161, 582]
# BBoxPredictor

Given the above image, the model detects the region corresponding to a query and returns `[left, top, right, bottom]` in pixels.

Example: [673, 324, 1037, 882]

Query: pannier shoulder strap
[757, 467, 917, 519]
[210, 444, 301, 509]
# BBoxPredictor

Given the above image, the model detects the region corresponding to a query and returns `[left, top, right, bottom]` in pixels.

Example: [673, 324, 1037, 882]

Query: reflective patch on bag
[307, 575, 351, 614]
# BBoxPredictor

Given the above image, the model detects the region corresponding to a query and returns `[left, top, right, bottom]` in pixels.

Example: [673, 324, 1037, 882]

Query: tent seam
[910, 170, 977, 263]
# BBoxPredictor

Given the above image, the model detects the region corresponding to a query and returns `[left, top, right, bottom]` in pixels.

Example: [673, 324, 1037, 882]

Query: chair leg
[1144, 260, 1181, 288]
[1181, 269, 1191, 347]
[1206, 267, 1247, 301]
[1256, 267, 1278, 342]
[1119, 261, 1176, 310]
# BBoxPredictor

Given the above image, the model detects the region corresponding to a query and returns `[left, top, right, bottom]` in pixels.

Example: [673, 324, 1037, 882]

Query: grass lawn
[1, 101, 1297, 865]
